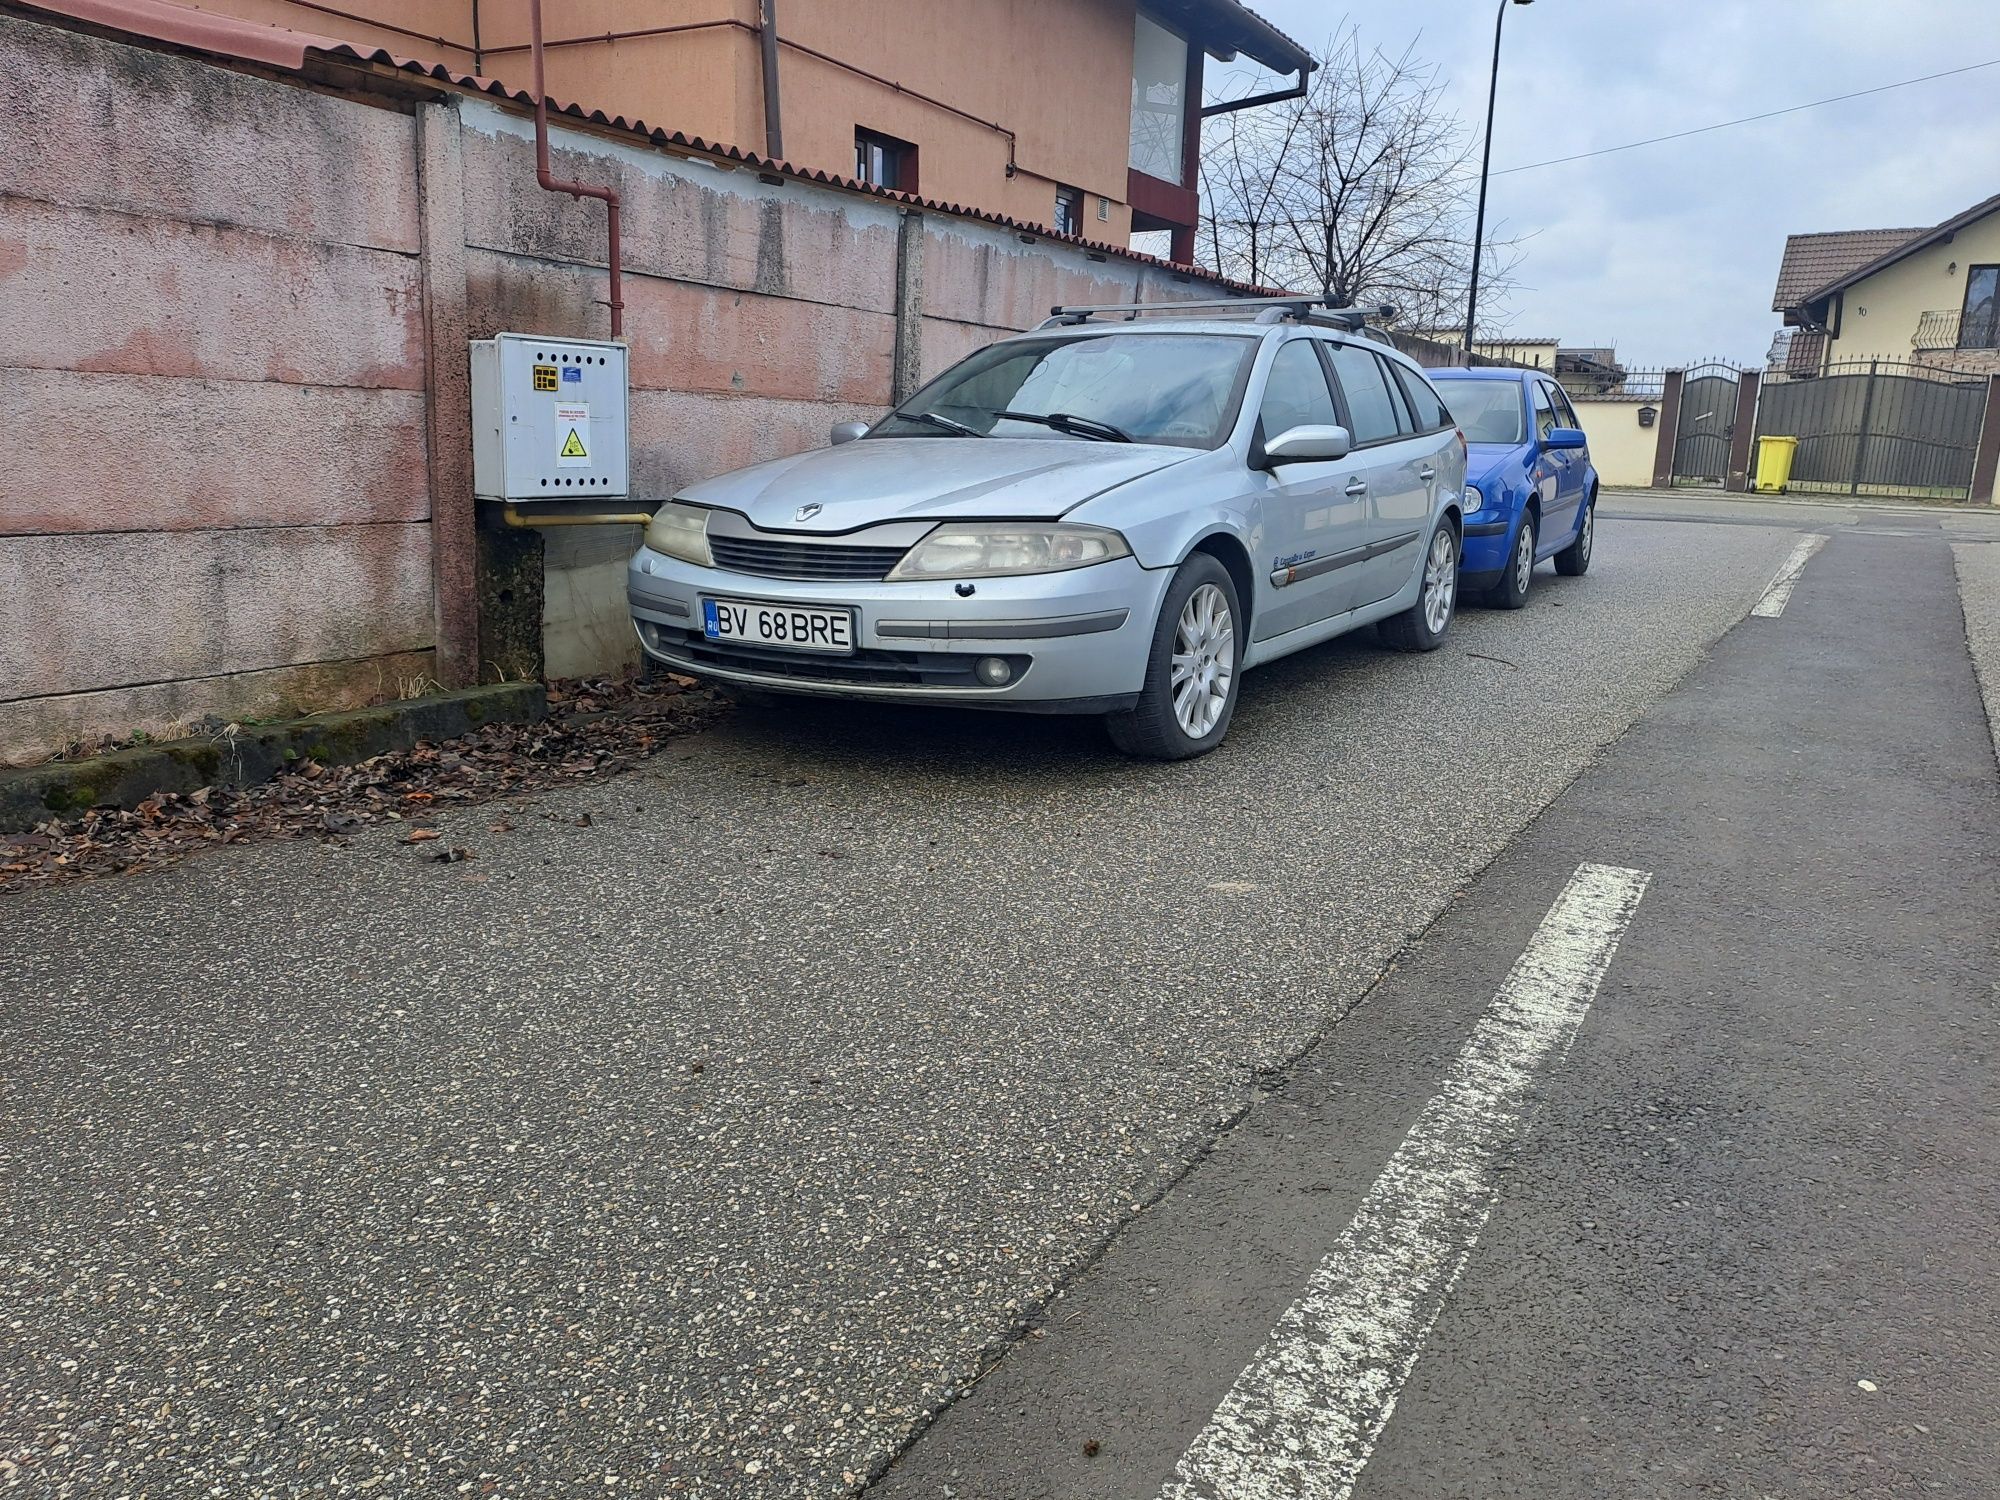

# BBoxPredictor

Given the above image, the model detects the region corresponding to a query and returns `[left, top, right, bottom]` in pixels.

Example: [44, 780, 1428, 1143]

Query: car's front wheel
[1105, 553, 1241, 760]
[1378, 522, 1459, 652]
[1487, 513, 1536, 610]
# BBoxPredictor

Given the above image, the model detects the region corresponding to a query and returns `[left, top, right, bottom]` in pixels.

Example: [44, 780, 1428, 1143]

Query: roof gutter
[1199, 66, 1308, 118]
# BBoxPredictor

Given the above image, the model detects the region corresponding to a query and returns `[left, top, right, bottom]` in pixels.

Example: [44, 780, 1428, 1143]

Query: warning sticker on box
[555, 402, 590, 467]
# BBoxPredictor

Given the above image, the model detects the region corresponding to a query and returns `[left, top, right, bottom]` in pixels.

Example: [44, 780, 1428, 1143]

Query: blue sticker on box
[562, 365, 583, 383]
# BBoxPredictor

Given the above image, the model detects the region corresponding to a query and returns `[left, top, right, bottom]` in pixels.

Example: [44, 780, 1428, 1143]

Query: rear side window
[1258, 340, 1339, 439]
[1375, 353, 1417, 435]
[1325, 341, 1404, 446]
[1393, 364, 1452, 433]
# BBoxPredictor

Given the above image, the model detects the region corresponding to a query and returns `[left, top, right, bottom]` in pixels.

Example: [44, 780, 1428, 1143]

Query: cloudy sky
[1214, 0, 2000, 366]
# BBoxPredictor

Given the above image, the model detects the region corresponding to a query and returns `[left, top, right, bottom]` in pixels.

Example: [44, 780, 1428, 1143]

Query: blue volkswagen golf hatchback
[1429, 368, 1598, 608]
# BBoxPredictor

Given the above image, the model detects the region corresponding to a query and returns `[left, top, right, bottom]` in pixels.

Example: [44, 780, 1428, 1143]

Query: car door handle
[1417, 466, 1436, 482]
[1344, 480, 1369, 496]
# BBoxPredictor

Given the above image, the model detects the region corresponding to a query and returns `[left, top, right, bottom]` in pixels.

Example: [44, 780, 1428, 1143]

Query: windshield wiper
[990, 409, 1132, 443]
[897, 409, 986, 438]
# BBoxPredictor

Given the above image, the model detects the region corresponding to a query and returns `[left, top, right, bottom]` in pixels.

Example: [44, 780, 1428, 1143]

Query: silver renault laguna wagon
[629, 297, 1468, 759]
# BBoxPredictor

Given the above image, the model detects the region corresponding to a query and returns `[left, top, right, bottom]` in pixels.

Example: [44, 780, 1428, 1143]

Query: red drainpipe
[529, 0, 624, 337]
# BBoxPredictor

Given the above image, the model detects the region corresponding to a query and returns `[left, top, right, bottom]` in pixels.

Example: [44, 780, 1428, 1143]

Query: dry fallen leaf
[0, 671, 723, 894]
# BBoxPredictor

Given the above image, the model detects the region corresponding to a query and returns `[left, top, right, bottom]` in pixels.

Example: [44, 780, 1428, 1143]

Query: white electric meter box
[470, 333, 630, 501]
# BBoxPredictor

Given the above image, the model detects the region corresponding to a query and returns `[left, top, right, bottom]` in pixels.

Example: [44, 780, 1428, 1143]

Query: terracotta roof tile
[1772, 227, 1924, 311]
[17, 0, 1291, 296]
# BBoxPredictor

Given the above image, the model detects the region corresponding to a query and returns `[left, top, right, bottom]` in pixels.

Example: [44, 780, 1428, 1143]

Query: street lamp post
[1464, 0, 1532, 360]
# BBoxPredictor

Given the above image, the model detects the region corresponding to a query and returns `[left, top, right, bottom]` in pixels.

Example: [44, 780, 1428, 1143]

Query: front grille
[638, 622, 1028, 688]
[709, 535, 908, 581]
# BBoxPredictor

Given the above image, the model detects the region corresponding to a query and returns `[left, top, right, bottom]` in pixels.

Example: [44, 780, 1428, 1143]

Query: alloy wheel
[1514, 523, 1535, 595]
[1423, 529, 1457, 635]
[1578, 506, 1594, 565]
[1170, 582, 1235, 739]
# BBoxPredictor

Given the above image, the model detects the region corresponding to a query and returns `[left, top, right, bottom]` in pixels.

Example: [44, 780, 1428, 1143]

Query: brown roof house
[1772, 193, 2000, 375]
[132, 0, 1316, 266]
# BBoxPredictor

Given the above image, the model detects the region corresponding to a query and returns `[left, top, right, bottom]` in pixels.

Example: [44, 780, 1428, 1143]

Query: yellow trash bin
[1754, 435, 1798, 493]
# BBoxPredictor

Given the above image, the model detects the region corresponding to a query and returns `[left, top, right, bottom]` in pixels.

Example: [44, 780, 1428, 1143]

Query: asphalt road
[877, 498, 2000, 1499]
[5, 495, 1998, 1497]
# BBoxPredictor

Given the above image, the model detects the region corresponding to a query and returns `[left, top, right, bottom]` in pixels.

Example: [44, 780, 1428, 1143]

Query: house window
[1961, 264, 1999, 349]
[1054, 185, 1084, 236]
[855, 128, 916, 192]
[1130, 13, 1188, 184]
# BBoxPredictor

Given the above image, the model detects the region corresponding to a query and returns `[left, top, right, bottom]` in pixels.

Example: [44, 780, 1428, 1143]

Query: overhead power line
[1491, 57, 2000, 177]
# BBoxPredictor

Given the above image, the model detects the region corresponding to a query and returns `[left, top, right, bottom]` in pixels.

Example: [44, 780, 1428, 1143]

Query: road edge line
[1751, 533, 1829, 618]
[1157, 862, 1652, 1500]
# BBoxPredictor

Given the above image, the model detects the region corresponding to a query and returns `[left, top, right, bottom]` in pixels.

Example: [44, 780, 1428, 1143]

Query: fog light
[974, 656, 1013, 686]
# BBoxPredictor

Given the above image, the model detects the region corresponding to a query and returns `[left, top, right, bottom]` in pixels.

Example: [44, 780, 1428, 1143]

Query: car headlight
[887, 523, 1132, 580]
[1463, 484, 1486, 514]
[646, 502, 712, 566]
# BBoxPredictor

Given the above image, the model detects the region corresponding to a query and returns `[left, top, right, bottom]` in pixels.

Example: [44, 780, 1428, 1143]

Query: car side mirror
[830, 420, 870, 446]
[1261, 423, 1352, 466]
[1544, 426, 1587, 451]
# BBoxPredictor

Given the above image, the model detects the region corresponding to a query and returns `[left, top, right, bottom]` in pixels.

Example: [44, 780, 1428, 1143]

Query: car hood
[677, 436, 1199, 532]
[1467, 441, 1531, 490]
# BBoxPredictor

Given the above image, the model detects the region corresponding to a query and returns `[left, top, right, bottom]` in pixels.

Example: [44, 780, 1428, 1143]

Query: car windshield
[873, 333, 1255, 449]
[1436, 380, 1527, 445]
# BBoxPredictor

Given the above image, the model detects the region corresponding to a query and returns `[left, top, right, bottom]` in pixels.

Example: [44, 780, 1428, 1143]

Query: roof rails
[1037, 295, 1399, 336]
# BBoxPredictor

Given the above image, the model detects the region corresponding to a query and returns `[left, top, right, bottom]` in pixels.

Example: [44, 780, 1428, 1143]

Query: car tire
[1486, 513, 1536, 610]
[1378, 522, 1460, 653]
[1555, 492, 1595, 576]
[1104, 552, 1241, 761]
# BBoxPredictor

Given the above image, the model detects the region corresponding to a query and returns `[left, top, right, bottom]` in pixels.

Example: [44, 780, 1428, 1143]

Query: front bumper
[1460, 515, 1513, 576]
[627, 547, 1167, 710]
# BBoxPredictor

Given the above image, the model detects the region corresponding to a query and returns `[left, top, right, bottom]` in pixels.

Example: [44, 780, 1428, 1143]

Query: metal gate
[1753, 358, 1988, 498]
[1671, 362, 1740, 485]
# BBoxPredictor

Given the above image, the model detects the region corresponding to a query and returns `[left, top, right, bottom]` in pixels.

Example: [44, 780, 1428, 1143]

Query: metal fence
[1755, 358, 1989, 498]
[1672, 362, 1742, 486]
[1616, 368, 1668, 401]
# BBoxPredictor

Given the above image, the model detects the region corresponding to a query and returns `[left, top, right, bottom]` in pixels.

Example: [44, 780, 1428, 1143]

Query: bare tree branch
[1198, 26, 1521, 334]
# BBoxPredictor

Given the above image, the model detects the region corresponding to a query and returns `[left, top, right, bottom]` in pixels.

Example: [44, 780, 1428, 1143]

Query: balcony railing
[1913, 309, 1961, 351]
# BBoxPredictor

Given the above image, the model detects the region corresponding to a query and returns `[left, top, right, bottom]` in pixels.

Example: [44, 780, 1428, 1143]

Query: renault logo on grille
[795, 503, 823, 522]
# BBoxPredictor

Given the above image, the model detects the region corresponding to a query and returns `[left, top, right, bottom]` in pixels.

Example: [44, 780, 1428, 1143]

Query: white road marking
[1751, 534, 1829, 618]
[1157, 862, 1652, 1500]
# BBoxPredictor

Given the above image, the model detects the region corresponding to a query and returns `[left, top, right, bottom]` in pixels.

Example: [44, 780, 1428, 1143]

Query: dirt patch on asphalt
[0, 673, 725, 895]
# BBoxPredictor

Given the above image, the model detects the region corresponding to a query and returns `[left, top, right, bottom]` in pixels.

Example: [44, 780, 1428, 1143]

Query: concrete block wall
[0, 15, 1262, 757]
[0, 18, 438, 766]
[453, 99, 1246, 676]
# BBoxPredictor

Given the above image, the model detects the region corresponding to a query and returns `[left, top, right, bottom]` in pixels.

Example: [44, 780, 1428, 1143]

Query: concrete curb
[0, 683, 546, 833]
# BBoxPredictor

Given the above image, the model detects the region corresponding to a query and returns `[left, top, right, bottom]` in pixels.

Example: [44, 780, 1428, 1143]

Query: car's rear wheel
[1104, 553, 1241, 760]
[1555, 493, 1595, 576]
[1487, 513, 1536, 609]
[1379, 523, 1459, 652]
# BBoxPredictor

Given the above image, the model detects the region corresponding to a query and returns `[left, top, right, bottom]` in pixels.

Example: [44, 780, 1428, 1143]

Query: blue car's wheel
[1556, 495, 1595, 576]
[1487, 513, 1536, 610]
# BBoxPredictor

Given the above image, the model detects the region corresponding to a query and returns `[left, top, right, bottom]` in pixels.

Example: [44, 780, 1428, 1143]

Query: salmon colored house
[179, 0, 1313, 264]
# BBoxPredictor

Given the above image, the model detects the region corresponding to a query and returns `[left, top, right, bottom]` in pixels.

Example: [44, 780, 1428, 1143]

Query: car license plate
[702, 598, 855, 654]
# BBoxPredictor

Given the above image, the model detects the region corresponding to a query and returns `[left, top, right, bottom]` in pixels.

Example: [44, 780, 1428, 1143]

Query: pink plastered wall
[0, 17, 437, 765]
[0, 13, 1260, 758]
